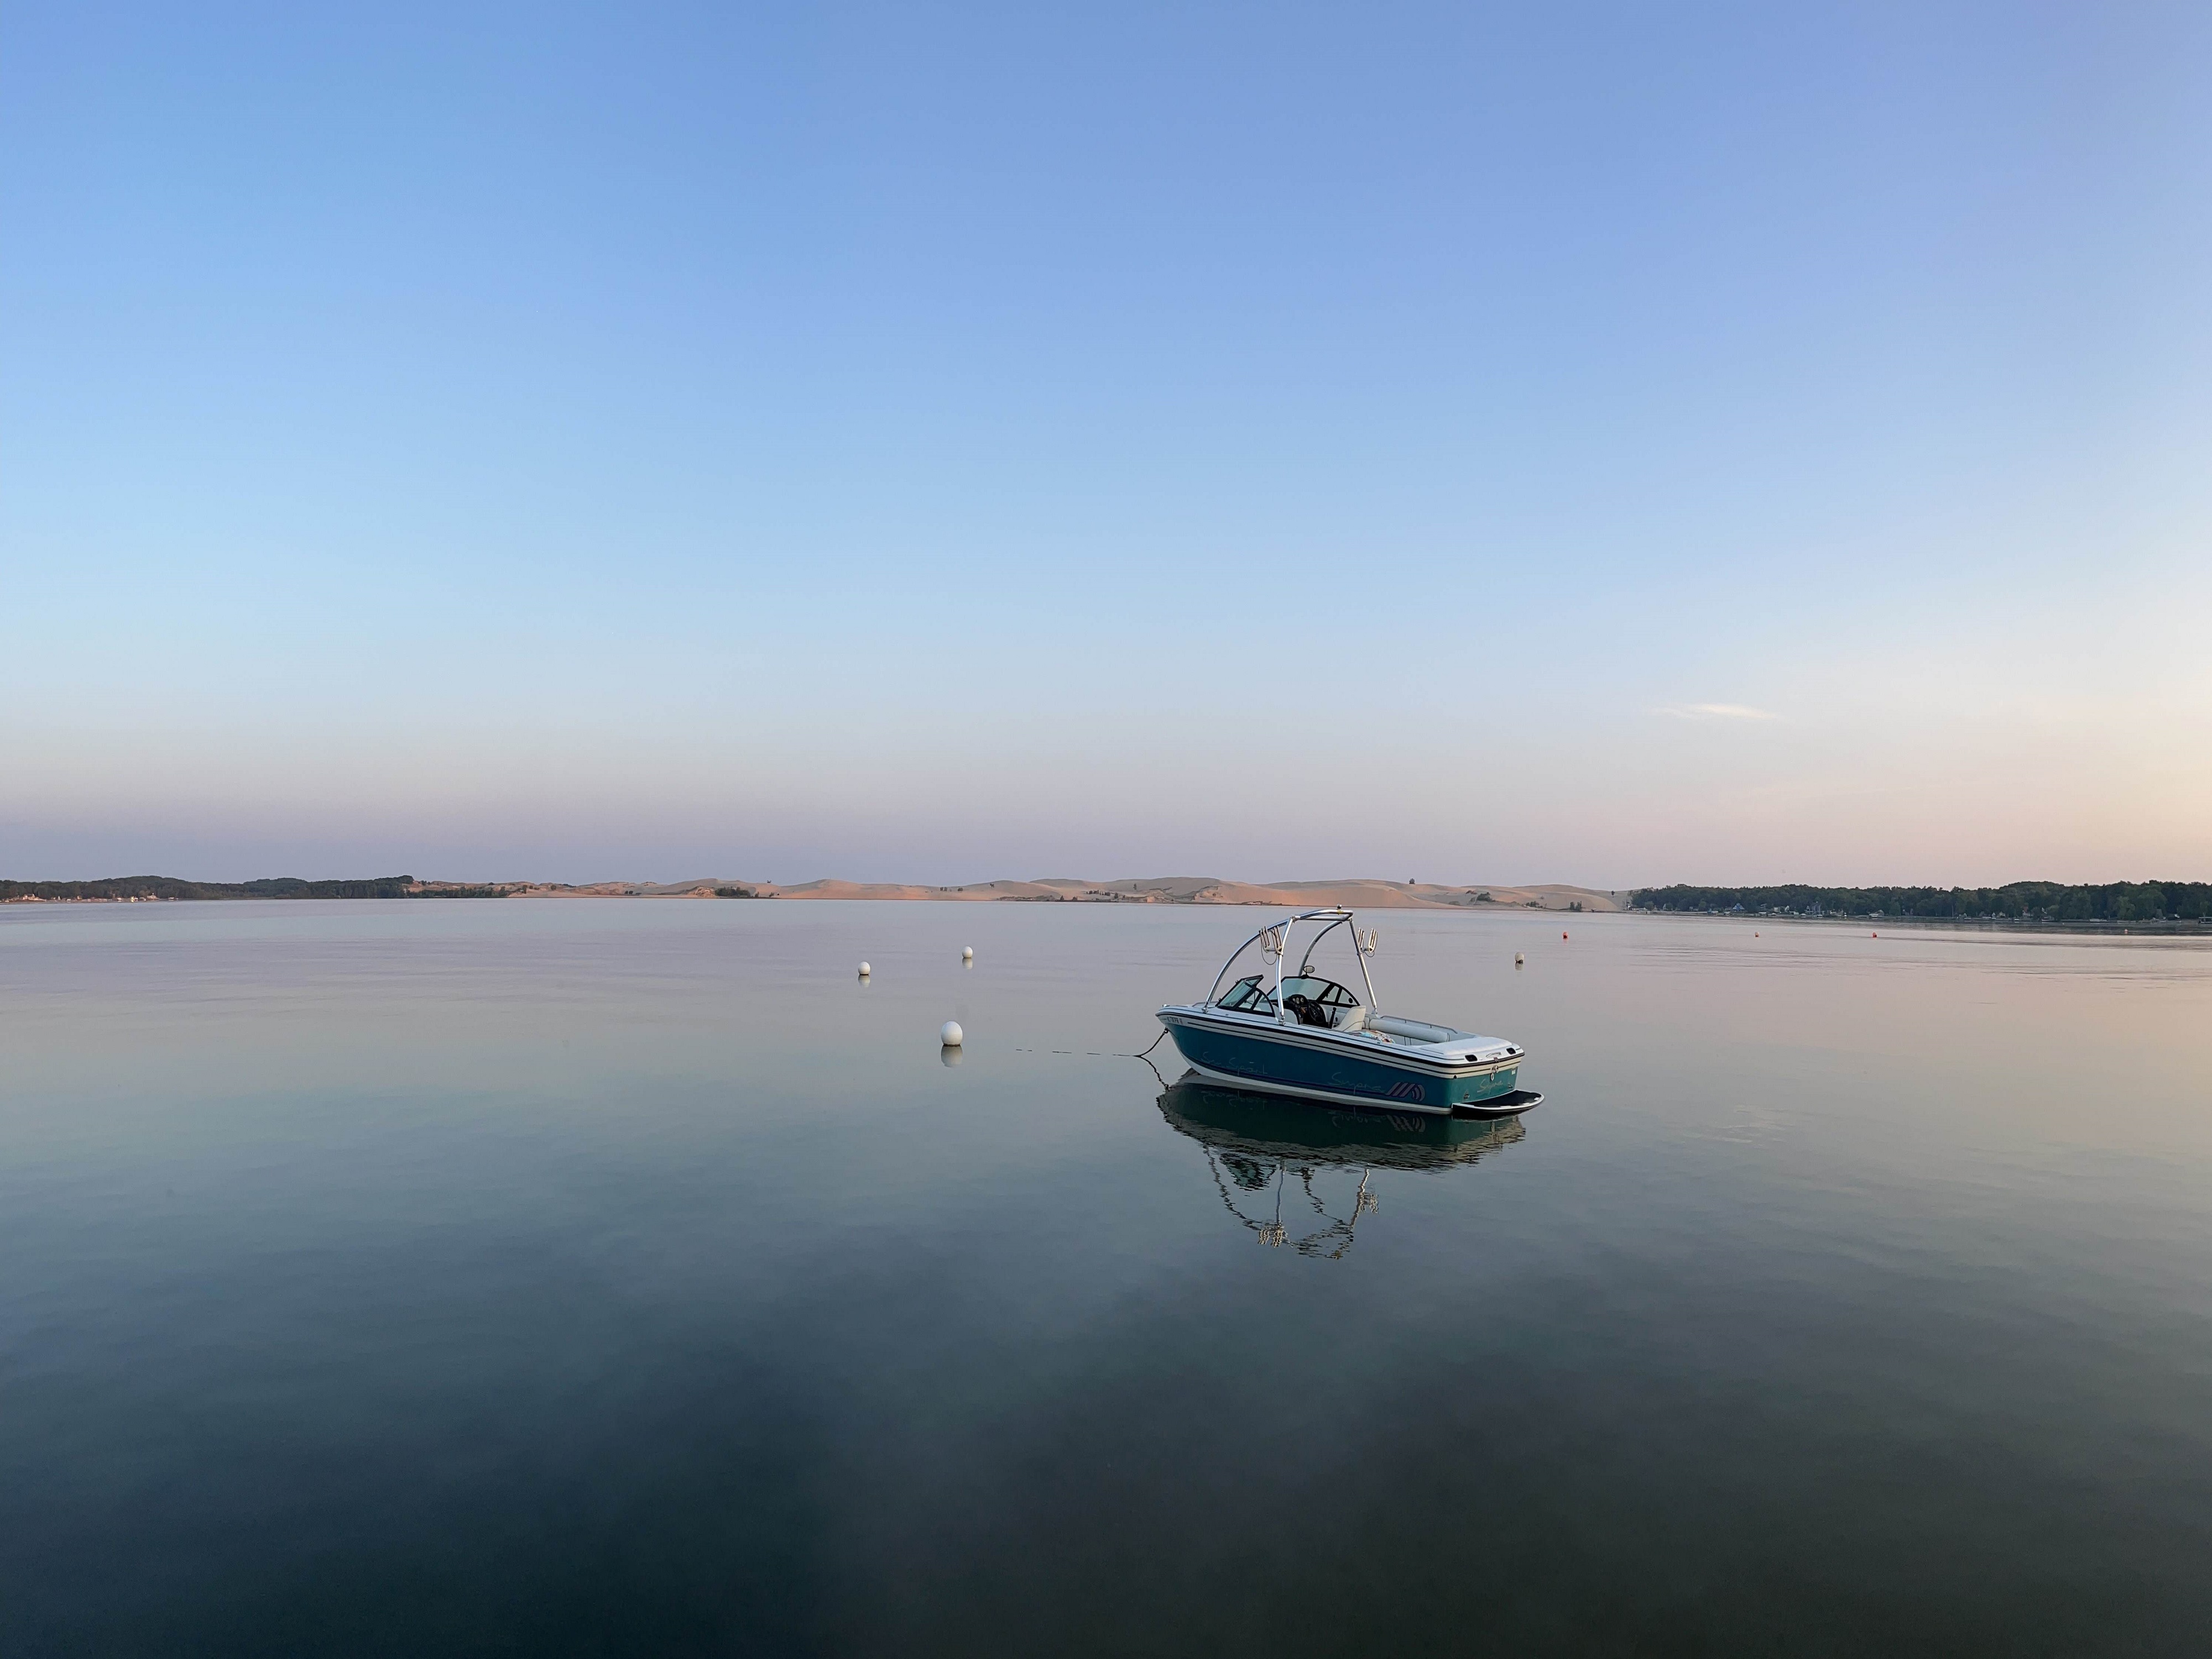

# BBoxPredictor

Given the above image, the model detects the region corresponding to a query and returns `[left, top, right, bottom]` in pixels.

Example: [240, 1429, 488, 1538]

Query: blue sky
[5, 2, 2208, 885]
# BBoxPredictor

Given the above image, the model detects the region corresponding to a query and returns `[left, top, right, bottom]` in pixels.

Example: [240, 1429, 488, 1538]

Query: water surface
[3, 900, 2209, 1655]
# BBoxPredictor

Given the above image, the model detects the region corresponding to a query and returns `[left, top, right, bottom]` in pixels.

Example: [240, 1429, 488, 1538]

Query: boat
[1155, 908, 1541, 1118]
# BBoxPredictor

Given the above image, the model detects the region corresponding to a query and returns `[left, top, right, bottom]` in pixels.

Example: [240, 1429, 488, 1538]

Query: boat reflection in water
[1157, 1075, 1524, 1259]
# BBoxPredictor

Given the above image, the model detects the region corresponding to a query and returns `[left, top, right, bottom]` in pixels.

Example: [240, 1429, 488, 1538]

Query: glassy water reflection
[1159, 1080, 1522, 1256]
[2, 899, 2209, 1655]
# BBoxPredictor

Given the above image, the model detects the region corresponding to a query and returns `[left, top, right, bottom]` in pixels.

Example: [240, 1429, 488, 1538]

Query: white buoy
[858, 962, 870, 977]
[940, 1020, 963, 1047]
[961, 946, 973, 961]
[1515, 953, 1524, 967]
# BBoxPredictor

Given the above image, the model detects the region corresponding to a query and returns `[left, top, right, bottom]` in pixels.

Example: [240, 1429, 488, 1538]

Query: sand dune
[503, 876, 1626, 911]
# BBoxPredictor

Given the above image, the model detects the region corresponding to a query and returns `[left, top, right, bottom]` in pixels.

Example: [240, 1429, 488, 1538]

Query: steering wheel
[1283, 993, 1331, 1028]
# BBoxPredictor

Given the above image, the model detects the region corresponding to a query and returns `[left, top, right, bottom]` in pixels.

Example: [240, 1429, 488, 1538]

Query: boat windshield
[1215, 973, 1363, 1028]
[1215, 974, 1276, 1014]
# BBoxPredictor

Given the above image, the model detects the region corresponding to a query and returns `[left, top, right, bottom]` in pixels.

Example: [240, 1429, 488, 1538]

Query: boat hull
[1161, 1011, 1527, 1115]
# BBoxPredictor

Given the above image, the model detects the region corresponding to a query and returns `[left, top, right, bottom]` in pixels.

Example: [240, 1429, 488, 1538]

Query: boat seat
[1368, 1014, 1457, 1045]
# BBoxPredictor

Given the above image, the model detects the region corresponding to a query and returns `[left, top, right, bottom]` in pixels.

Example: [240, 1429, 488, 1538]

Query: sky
[4, 1, 2208, 887]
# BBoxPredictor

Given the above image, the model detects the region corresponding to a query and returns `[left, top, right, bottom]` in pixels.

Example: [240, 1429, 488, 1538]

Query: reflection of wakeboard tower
[1156, 909, 1541, 1117]
[1213, 1155, 1375, 1258]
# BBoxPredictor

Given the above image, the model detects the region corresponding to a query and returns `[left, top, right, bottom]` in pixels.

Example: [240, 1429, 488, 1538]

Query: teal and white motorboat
[1157, 909, 1541, 1118]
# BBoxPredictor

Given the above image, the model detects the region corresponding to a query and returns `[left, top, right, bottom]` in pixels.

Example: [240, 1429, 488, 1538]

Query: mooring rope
[1009, 1025, 1173, 1086]
[1011, 1027, 1167, 1061]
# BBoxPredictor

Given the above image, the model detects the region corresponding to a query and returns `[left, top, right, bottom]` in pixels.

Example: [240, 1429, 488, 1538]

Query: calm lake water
[3, 899, 2210, 1656]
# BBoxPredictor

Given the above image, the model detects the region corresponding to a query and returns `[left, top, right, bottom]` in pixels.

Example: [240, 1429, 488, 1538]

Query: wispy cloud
[1653, 702, 1781, 721]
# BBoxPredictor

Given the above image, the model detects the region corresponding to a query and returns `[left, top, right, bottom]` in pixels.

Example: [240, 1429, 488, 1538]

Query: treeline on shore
[0, 876, 510, 902]
[1632, 882, 2212, 923]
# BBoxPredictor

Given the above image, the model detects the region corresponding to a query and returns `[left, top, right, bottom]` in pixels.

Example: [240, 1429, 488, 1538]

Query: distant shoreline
[1658, 911, 2212, 938]
[7, 873, 2208, 936]
[0, 874, 1624, 914]
[1633, 879, 2209, 931]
